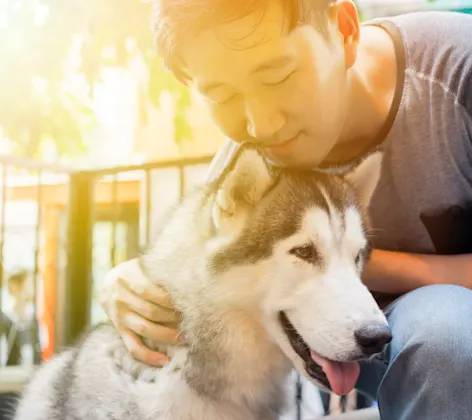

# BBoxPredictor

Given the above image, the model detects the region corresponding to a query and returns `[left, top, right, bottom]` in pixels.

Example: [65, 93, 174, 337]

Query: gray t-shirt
[207, 11, 472, 256]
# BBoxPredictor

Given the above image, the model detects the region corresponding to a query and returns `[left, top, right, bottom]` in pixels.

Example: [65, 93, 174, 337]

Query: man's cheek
[211, 106, 248, 142]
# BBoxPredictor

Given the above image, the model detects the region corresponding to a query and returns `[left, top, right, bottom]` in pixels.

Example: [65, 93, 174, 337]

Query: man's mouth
[278, 312, 360, 396]
[263, 135, 299, 158]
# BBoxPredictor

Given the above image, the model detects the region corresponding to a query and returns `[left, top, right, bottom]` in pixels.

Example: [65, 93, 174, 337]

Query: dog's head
[209, 148, 390, 396]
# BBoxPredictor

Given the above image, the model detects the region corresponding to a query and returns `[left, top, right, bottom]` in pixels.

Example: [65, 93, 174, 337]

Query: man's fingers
[117, 284, 180, 324]
[120, 329, 170, 367]
[118, 275, 175, 310]
[101, 259, 182, 367]
[121, 311, 182, 345]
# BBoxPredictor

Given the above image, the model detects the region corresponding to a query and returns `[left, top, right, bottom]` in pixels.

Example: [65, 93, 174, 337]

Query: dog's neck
[180, 305, 292, 416]
[143, 305, 292, 417]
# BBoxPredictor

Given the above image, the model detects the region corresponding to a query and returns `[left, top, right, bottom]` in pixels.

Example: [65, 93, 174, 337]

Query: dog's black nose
[355, 324, 392, 356]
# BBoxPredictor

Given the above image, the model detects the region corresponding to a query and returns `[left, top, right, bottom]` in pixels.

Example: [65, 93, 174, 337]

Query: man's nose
[245, 99, 285, 141]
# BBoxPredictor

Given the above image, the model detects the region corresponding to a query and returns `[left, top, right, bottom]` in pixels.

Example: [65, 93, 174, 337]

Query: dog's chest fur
[138, 309, 292, 419]
[85, 323, 290, 420]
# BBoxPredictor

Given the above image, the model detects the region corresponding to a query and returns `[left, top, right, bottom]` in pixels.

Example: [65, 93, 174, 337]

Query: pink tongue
[310, 350, 360, 396]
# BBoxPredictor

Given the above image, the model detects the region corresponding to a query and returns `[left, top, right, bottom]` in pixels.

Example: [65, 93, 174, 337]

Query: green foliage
[148, 57, 192, 146]
[0, 0, 191, 158]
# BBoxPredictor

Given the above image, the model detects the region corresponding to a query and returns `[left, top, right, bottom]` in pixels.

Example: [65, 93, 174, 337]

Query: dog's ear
[345, 151, 383, 209]
[212, 149, 274, 231]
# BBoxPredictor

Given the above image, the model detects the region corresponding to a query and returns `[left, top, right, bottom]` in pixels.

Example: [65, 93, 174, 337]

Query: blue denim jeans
[356, 284, 472, 419]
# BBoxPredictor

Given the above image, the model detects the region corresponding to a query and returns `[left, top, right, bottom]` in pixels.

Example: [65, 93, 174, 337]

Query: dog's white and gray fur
[14, 148, 389, 420]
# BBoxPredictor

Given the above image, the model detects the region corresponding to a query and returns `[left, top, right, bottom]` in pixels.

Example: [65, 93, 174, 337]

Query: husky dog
[14, 148, 390, 420]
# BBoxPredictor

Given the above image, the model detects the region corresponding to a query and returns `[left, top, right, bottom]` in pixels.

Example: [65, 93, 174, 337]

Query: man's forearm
[362, 249, 472, 294]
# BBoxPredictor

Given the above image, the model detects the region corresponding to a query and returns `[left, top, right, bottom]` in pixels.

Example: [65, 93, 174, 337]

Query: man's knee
[388, 284, 472, 360]
[381, 284, 472, 399]
[377, 285, 472, 419]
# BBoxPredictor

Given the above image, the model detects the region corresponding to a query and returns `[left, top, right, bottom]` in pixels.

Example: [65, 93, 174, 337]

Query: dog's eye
[289, 244, 316, 262]
[355, 250, 361, 265]
[355, 245, 371, 265]
[355, 246, 370, 265]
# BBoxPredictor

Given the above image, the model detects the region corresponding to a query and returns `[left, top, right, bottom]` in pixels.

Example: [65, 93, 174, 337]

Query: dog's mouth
[278, 312, 360, 396]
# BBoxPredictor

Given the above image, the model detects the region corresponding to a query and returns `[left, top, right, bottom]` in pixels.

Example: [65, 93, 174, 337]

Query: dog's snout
[355, 324, 392, 356]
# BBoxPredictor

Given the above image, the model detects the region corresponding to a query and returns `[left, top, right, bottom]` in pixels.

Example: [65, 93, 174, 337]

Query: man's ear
[212, 148, 274, 231]
[345, 151, 383, 209]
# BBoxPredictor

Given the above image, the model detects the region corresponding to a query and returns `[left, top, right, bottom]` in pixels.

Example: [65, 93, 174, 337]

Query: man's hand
[100, 259, 183, 366]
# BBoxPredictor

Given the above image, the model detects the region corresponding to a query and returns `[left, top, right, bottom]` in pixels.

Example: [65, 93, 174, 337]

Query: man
[0, 311, 21, 366]
[4, 270, 41, 365]
[100, 1, 472, 418]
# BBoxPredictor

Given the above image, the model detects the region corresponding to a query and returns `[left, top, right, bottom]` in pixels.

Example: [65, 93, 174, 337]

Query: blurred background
[0, 0, 472, 419]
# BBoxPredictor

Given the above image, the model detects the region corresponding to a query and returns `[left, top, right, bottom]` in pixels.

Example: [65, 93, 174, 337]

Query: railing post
[55, 171, 94, 350]
[179, 164, 185, 199]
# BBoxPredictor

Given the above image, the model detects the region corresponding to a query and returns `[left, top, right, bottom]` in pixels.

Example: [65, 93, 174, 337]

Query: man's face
[180, 1, 356, 167]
